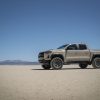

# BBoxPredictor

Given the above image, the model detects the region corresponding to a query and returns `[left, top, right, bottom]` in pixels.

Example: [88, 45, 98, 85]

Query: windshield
[57, 44, 69, 49]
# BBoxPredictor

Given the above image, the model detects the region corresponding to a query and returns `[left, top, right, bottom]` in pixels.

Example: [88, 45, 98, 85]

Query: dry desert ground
[0, 65, 100, 100]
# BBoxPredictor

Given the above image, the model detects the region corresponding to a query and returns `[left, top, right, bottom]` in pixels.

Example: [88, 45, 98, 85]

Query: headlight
[44, 51, 52, 59]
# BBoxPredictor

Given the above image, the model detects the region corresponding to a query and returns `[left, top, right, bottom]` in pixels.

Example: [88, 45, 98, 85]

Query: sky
[0, 0, 100, 61]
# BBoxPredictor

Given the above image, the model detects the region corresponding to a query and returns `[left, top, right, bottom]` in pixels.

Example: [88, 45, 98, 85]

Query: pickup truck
[38, 43, 100, 69]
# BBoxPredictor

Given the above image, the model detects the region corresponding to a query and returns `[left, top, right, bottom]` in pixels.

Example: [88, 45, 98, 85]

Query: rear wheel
[50, 57, 63, 70]
[42, 65, 51, 69]
[79, 63, 88, 69]
[92, 57, 100, 68]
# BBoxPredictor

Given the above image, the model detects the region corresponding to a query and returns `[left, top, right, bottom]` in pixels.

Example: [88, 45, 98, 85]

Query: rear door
[76, 44, 90, 61]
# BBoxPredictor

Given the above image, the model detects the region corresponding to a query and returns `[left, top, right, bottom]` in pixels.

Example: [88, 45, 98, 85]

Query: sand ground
[0, 65, 100, 100]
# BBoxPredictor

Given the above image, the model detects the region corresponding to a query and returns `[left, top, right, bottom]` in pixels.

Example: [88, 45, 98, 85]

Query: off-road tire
[50, 57, 63, 70]
[92, 57, 100, 69]
[42, 65, 51, 70]
[79, 64, 88, 69]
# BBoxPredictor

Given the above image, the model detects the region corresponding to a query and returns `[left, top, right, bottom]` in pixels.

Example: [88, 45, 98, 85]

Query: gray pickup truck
[38, 43, 100, 69]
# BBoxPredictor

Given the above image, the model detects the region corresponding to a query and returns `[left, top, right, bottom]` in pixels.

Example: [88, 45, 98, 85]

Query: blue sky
[0, 0, 100, 61]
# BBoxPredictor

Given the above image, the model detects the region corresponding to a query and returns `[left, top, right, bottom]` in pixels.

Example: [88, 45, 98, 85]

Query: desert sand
[0, 65, 100, 100]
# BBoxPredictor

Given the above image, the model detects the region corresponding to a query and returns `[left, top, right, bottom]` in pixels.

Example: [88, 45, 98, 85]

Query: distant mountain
[0, 60, 40, 65]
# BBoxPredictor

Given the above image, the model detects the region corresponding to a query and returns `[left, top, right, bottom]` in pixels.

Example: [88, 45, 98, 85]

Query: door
[76, 44, 90, 61]
[66, 44, 79, 62]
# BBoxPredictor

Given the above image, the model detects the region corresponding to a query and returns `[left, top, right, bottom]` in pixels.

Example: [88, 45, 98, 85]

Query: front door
[66, 44, 79, 62]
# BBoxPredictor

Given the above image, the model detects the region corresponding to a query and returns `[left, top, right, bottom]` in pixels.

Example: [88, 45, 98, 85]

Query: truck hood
[52, 49, 65, 53]
[41, 49, 65, 53]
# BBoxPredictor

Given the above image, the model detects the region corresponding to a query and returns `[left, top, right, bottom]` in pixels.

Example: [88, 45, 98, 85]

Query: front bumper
[38, 59, 50, 63]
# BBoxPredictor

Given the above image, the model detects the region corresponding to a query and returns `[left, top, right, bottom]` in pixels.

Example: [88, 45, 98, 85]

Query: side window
[67, 44, 77, 50]
[79, 44, 87, 50]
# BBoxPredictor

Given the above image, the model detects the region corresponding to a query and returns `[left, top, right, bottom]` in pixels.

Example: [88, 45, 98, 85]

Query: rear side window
[79, 44, 87, 50]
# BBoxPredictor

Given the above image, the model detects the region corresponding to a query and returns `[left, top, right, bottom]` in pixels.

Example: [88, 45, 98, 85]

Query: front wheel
[50, 57, 63, 70]
[92, 57, 100, 69]
[42, 65, 51, 70]
[79, 64, 88, 69]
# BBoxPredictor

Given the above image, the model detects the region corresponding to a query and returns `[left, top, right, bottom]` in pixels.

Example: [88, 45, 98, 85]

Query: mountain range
[0, 60, 39, 65]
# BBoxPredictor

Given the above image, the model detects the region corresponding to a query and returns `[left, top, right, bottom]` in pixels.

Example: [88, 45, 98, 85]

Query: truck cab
[65, 44, 90, 62]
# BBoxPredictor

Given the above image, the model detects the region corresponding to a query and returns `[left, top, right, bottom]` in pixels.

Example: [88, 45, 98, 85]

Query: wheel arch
[91, 55, 100, 63]
[51, 54, 64, 62]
